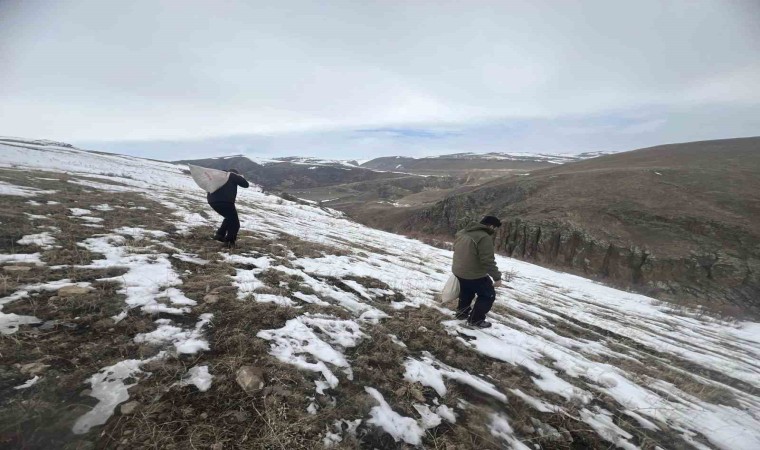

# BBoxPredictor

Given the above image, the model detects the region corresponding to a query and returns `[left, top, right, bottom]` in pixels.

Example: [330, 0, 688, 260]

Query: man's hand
[493, 280, 503, 288]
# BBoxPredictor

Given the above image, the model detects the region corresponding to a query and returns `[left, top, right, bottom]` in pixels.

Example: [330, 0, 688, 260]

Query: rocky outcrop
[495, 218, 759, 312]
[400, 191, 759, 314]
[396, 138, 760, 315]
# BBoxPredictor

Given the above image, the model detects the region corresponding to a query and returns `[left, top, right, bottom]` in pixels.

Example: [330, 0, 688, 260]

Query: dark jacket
[207, 173, 249, 204]
[451, 223, 501, 281]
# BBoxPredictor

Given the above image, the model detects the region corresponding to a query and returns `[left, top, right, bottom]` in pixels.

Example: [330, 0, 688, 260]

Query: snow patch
[178, 365, 213, 392]
[365, 387, 424, 446]
[134, 314, 213, 354]
[17, 232, 57, 249]
[14, 376, 41, 390]
[488, 413, 530, 449]
[0, 181, 57, 197]
[404, 353, 507, 402]
[72, 359, 145, 434]
[0, 253, 44, 266]
[257, 314, 364, 392]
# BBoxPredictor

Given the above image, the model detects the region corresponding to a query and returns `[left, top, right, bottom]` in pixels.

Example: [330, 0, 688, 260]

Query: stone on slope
[58, 285, 93, 296]
[236, 366, 265, 394]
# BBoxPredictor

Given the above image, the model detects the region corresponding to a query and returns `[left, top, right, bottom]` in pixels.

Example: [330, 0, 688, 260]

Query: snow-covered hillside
[1, 138, 759, 449]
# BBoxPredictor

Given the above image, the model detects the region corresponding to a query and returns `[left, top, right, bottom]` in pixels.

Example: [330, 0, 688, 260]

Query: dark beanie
[480, 215, 502, 227]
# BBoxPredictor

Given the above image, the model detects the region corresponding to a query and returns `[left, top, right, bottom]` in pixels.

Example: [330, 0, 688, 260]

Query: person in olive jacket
[208, 168, 249, 248]
[451, 215, 503, 328]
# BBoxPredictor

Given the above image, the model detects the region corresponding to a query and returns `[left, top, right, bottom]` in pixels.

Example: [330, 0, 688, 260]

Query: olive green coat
[451, 223, 501, 281]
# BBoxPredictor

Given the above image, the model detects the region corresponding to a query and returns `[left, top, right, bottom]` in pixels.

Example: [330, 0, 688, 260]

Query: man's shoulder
[457, 228, 487, 242]
[466, 228, 488, 237]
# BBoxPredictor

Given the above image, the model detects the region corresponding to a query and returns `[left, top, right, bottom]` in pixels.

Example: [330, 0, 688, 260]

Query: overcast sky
[2, 0, 759, 160]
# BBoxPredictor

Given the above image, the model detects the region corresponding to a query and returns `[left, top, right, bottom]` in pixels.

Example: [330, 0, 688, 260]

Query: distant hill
[3, 136, 760, 449]
[175, 156, 405, 190]
[399, 137, 760, 314]
[360, 151, 609, 175]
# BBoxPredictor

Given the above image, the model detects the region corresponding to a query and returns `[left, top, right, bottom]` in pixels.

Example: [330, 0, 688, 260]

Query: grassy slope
[1, 143, 759, 449]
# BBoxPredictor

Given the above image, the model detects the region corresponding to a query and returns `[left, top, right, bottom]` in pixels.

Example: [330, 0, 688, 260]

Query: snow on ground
[134, 313, 212, 354]
[77, 234, 193, 315]
[0, 180, 57, 197]
[404, 353, 508, 402]
[0, 252, 44, 265]
[17, 231, 57, 249]
[2, 139, 760, 448]
[0, 279, 91, 334]
[68, 208, 92, 216]
[72, 357, 151, 434]
[364, 387, 424, 446]
[14, 376, 41, 390]
[171, 252, 209, 265]
[257, 314, 364, 393]
[178, 365, 213, 392]
[488, 413, 531, 450]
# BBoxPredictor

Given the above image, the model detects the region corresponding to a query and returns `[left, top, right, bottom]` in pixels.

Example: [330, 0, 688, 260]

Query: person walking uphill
[208, 168, 249, 248]
[451, 215, 503, 328]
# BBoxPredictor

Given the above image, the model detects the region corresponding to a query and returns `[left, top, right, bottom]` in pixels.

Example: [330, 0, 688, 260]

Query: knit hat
[480, 215, 502, 227]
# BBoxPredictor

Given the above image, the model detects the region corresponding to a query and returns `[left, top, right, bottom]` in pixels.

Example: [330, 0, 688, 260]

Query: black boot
[213, 233, 225, 242]
[468, 319, 492, 329]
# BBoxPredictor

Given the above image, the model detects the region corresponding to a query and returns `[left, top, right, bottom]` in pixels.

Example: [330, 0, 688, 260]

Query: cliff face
[399, 138, 760, 315]
[495, 218, 759, 309]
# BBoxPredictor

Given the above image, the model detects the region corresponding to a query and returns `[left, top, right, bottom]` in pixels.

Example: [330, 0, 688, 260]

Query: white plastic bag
[440, 274, 460, 303]
[189, 164, 230, 193]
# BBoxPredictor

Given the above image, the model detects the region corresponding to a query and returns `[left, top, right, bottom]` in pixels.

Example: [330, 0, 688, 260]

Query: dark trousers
[209, 202, 240, 243]
[456, 276, 496, 323]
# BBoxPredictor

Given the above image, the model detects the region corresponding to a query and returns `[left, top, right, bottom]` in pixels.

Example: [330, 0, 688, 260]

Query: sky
[1, 0, 759, 160]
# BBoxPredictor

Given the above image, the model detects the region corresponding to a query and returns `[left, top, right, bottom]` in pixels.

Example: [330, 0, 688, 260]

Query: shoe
[468, 320, 492, 329]
[224, 240, 236, 249]
[213, 233, 225, 242]
[455, 311, 470, 320]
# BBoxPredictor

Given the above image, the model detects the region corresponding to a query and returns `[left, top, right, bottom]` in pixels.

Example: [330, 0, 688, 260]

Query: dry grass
[1, 167, 744, 450]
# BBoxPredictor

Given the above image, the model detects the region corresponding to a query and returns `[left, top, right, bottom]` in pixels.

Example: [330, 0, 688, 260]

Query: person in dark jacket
[451, 215, 503, 328]
[208, 168, 249, 248]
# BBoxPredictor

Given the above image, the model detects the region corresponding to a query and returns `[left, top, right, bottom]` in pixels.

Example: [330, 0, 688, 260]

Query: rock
[48, 296, 59, 302]
[210, 443, 223, 450]
[203, 294, 219, 304]
[200, 412, 208, 419]
[558, 427, 574, 443]
[120, 401, 139, 415]
[18, 362, 50, 375]
[229, 410, 250, 423]
[93, 318, 114, 330]
[408, 386, 426, 402]
[58, 285, 92, 296]
[530, 418, 562, 442]
[271, 386, 292, 397]
[211, 286, 236, 294]
[3, 266, 32, 273]
[236, 366, 265, 393]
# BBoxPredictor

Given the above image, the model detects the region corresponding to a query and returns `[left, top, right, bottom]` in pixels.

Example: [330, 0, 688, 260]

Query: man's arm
[477, 236, 501, 282]
[232, 173, 249, 188]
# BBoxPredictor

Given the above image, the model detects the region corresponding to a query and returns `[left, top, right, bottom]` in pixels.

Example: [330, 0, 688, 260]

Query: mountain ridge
[1, 136, 759, 449]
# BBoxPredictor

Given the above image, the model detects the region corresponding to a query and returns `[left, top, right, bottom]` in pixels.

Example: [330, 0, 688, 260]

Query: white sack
[189, 165, 230, 193]
[440, 274, 460, 304]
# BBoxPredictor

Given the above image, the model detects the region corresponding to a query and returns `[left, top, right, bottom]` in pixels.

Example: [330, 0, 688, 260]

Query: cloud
[1, 0, 758, 155]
